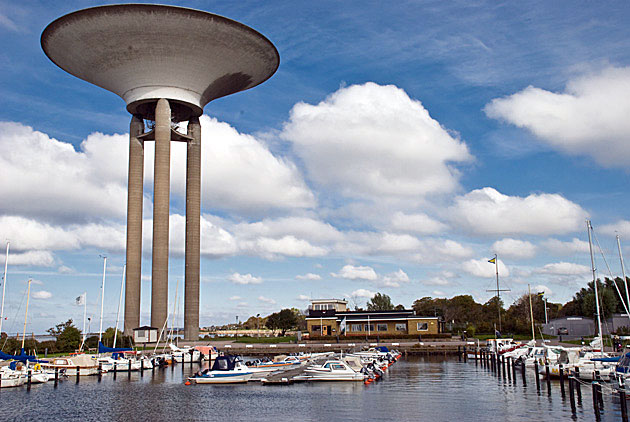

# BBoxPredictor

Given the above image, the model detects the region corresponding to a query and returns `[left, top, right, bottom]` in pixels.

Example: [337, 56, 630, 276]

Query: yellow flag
[488, 257, 496, 264]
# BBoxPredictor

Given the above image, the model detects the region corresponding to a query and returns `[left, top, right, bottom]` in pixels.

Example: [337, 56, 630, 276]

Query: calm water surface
[0, 356, 624, 421]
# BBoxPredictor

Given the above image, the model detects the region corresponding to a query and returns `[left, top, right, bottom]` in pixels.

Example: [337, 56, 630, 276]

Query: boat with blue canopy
[188, 355, 253, 384]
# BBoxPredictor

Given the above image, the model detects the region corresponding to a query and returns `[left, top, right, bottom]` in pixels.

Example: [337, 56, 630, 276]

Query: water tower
[41, 4, 279, 340]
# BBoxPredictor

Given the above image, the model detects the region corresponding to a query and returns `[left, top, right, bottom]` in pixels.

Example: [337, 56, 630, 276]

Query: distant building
[542, 317, 594, 338]
[605, 314, 630, 335]
[305, 299, 442, 336]
[133, 326, 158, 343]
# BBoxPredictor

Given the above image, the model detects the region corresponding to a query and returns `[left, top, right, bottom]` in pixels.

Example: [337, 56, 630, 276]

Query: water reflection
[0, 356, 627, 421]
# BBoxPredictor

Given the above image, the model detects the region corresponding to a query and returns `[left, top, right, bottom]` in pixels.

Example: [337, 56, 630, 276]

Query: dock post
[575, 370, 582, 405]
[141, 358, 144, 371]
[512, 358, 516, 380]
[0, 372, 2, 391]
[521, 359, 526, 386]
[190, 350, 193, 369]
[54, 367, 58, 383]
[620, 388, 629, 422]
[534, 360, 541, 391]
[597, 382, 604, 410]
[76, 366, 80, 383]
[463, 346, 467, 362]
[128, 359, 132, 376]
[507, 357, 511, 381]
[592, 382, 601, 420]
[98, 362, 102, 382]
[114, 362, 117, 380]
[568, 376, 576, 414]
[458, 346, 461, 362]
[559, 364, 565, 397]
[545, 363, 551, 393]
[497, 354, 501, 376]
[27, 369, 31, 389]
[595, 369, 600, 382]
[501, 355, 506, 379]
[475, 348, 478, 367]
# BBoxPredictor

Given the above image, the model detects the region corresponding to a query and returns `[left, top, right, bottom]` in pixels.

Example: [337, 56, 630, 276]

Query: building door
[323, 325, 329, 336]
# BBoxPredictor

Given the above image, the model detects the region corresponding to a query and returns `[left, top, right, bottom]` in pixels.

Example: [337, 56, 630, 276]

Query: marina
[2, 354, 630, 421]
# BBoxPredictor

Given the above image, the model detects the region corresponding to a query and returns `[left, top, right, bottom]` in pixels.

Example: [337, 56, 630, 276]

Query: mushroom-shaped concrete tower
[41, 4, 279, 340]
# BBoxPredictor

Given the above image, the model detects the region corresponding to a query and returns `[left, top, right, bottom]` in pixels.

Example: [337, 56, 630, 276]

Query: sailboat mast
[0, 241, 8, 336]
[617, 235, 630, 312]
[528, 284, 535, 342]
[21, 279, 31, 350]
[99, 256, 107, 344]
[587, 220, 604, 356]
[113, 264, 126, 348]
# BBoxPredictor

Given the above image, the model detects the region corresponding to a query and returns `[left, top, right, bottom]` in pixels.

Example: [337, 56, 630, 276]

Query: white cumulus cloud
[258, 296, 276, 304]
[380, 269, 410, 288]
[281, 82, 471, 200]
[228, 273, 262, 285]
[449, 187, 587, 236]
[462, 258, 509, 278]
[492, 238, 537, 259]
[350, 289, 377, 299]
[390, 212, 448, 234]
[332, 265, 378, 281]
[485, 66, 630, 168]
[32, 290, 52, 299]
[536, 262, 590, 276]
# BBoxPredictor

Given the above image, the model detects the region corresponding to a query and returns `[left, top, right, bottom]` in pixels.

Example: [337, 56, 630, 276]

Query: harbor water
[1, 356, 625, 421]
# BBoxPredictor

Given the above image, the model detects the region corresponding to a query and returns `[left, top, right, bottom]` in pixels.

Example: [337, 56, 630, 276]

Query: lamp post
[236, 316, 238, 340]
[257, 313, 260, 338]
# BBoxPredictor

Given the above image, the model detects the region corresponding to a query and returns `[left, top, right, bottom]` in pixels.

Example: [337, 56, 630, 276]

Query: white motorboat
[188, 356, 253, 384]
[295, 360, 365, 382]
[98, 356, 142, 372]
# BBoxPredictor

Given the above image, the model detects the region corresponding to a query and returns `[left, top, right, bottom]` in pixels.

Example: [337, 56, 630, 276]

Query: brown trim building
[305, 299, 441, 336]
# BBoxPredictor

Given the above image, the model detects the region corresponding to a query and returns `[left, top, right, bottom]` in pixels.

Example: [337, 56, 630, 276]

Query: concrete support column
[124, 114, 144, 336]
[184, 117, 201, 341]
[151, 99, 171, 331]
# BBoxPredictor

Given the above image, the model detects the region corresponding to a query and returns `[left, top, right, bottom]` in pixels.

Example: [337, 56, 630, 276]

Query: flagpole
[0, 241, 9, 336]
[495, 254, 501, 333]
[528, 284, 535, 342]
[80, 292, 87, 351]
[98, 255, 107, 345]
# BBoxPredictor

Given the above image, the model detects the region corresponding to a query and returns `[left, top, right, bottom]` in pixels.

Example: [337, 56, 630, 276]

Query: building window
[377, 323, 388, 332]
[395, 323, 406, 332]
[417, 322, 428, 331]
[351, 324, 362, 332]
[312, 325, 321, 332]
[364, 324, 375, 332]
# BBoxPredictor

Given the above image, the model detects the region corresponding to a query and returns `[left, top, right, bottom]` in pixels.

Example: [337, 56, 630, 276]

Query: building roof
[133, 326, 158, 331]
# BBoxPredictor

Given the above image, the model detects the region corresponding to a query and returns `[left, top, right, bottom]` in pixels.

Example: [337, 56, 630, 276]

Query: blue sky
[2, 0, 630, 334]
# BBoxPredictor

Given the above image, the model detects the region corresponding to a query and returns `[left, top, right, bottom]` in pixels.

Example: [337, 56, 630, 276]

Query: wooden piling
[501, 355, 506, 379]
[463, 346, 467, 363]
[458, 346, 461, 362]
[575, 371, 582, 404]
[568, 376, 576, 414]
[98, 362, 102, 382]
[76, 365, 80, 383]
[597, 382, 604, 410]
[521, 359, 526, 386]
[592, 382, 601, 420]
[507, 357, 511, 381]
[534, 360, 540, 391]
[54, 367, 58, 383]
[559, 364, 565, 397]
[545, 363, 551, 393]
[620, 388, 629, 422]
[511, 358, 516, 380]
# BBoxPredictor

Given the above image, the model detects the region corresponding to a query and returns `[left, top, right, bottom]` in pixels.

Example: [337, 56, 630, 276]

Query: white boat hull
[191, 372, 253, 384]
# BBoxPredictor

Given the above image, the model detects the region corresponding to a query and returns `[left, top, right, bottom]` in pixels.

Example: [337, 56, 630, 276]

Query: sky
[2, 0, 630, 334]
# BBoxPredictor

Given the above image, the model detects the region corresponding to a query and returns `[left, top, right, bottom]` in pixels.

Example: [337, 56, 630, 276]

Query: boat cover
[0, 348, 41, 362]
[98, 341, 132, 354]
[375, 346, 389, 353]
[211, 355, 239, 371]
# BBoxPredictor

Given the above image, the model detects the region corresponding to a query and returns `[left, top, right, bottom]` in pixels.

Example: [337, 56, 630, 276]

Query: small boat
[0, 367, 26, 388]
[295, 360, 365, 382]
[194, 345, 219, 361]
[41, 354, 101, 376]
[169, 344, 201, 363]
[247, 355, 302, 371]
[188, 355, 253, 384]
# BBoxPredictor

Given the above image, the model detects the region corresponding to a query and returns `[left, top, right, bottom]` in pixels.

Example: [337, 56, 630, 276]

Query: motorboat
[188, 355, 253, 384]
[246, 355, 302, 371]
[97, 355, 142, 372]
[194, 345, 219, 361]
[295, 360, 365, 382]
[41, 354, 101, 376]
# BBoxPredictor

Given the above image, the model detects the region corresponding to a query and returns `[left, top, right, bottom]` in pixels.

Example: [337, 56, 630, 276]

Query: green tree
[265, 309, 298, 336]
[367, 293, 394, 311]
[48, 320, 81, 353]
